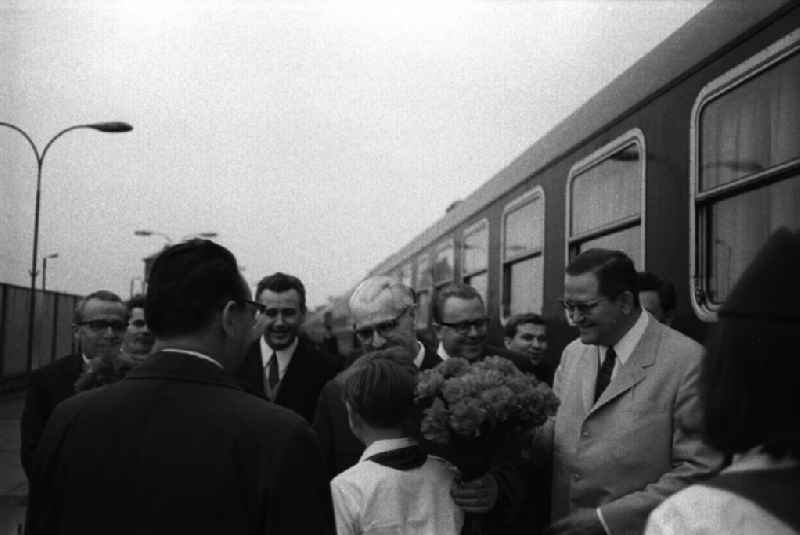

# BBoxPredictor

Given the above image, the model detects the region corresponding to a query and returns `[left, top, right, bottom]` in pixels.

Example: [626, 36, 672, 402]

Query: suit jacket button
[581, 430, 589, 438]
[573, 473, 581, 480]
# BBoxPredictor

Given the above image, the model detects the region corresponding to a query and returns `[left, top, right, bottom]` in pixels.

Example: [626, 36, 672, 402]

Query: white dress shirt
[413, 341, 426, 369]
[259, 336, 298, 382]
[598, 309, 649, 381]
[331, 437, 463, 535]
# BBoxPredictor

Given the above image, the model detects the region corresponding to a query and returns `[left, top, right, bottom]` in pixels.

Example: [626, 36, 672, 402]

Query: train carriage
[306, 0, 800, 361]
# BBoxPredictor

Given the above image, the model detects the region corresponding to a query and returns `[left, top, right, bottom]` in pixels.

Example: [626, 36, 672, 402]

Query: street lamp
[0, 120, 133, 374]
[42, 252, 59, 291]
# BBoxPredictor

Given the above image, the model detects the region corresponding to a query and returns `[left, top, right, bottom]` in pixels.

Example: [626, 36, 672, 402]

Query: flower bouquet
[414, 356, 559, 534]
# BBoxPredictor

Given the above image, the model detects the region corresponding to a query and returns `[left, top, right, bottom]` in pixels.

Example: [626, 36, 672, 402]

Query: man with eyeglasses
[26, 240, 333, 534]
[20, 289, 128, 479]
[312, 275, 443, 479]
[117, 293, 155, 372]
[235, 272, 341, 423]
[429, 282, 538, 533]
[540, 249, 722, 535]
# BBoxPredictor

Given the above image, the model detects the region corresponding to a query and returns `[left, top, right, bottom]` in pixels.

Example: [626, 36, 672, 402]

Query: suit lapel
[590, 320, 660, 414]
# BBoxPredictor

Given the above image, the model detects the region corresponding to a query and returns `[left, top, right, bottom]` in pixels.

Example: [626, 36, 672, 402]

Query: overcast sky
[1, 0, 711, 309]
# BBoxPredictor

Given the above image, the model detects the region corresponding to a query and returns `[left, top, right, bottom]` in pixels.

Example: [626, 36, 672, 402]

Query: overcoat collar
[125, 350, 242, 391]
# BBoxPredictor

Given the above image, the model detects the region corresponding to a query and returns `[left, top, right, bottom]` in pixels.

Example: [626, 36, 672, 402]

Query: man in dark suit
[19, 289, 128, 478]
[430, 282, 538, 534]
[26, 240, 333, 535]
[235, 272, 341, 422]
[313, 275, 442, 479]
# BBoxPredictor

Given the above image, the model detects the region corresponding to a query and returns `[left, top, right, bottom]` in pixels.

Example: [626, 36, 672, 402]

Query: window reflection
[700, 52, 800, 191]
[571, 143, 641, 235]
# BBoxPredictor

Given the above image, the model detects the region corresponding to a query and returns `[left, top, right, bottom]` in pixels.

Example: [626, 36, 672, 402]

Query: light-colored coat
[550, 315, 723, 535]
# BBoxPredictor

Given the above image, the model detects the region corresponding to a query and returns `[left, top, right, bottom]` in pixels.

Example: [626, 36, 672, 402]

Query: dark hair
[702, 317, 800, 459]
[255, 272, 307, 313]
[504, 313, 546, 338]
[342, 347, 417, 429]
[566, 249, 640, 307]
[73, 290, 125, 324]
[636, 272, 676, 313]
[126, 294, 146, 313]
[432, 282, 484, 323]
[145, 239, 247, 338]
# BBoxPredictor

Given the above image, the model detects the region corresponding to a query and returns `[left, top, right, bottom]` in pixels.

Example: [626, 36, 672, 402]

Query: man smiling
[236, 272, 341, 423]
[545, 249, 722, 535]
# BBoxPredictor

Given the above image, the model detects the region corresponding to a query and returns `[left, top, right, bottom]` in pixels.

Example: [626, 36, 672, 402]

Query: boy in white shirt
[331, 347, 463, 535]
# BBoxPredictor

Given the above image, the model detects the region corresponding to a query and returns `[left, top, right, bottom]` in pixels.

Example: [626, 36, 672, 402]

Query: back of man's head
[146, 239, 246, 338]
[343, 347, 417, 429]
[566, 248, 640, 307]
[637, 272, 676, 316]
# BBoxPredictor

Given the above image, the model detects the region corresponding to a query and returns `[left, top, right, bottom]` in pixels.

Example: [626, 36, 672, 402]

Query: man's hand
[545, 508, 605, 535]
[450, 473, 499, 513]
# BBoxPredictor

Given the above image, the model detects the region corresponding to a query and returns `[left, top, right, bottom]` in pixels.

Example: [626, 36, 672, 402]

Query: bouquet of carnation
[414, 356, 559, 481]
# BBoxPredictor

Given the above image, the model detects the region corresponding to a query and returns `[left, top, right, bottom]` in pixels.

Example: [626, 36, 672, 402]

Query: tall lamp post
[42, 252, 59, 291]
[0, 120, 133, 374]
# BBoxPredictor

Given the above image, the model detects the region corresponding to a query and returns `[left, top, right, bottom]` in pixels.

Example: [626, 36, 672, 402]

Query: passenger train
[304, 0, 800, 362]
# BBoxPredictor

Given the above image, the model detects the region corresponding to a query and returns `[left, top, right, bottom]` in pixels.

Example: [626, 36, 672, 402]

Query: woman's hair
[701, 228, 800, 459]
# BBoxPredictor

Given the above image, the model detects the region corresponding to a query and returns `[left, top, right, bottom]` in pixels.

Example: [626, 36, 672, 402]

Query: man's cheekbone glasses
[354, 307, 410, 341]
[438, 317, 489, 335]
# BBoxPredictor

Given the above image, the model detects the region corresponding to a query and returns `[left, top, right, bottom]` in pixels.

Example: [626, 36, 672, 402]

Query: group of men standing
[21, 238, 720, 535]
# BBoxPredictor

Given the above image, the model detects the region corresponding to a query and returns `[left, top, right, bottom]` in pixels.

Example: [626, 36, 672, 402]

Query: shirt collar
[603, 309, 649, 366]
[436, 342, 451, 361]
[260, 335, 298, 369]
[413, 341, 426, 368]
[159, 348, 224, 369]
[359, 437, 418, 462]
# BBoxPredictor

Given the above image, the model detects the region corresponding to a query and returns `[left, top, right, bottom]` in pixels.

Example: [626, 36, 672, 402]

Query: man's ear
[504, 337, 512, 349]
[220, 300, 241, 337]
[618, 290, 636, 315]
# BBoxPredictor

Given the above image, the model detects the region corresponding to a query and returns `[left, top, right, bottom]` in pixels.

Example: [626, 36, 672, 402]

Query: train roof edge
[366, 0, 793, 278]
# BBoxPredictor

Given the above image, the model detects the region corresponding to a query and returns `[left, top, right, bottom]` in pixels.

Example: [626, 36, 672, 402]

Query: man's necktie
[267, 352, 279, 391]
[594, 346, 616, 403]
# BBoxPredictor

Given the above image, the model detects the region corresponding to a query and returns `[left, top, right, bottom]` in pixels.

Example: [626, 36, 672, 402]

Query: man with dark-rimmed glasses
[312, 275, 442, 480]
[20, 289, 128, 478]
[540, 248, 722, 535]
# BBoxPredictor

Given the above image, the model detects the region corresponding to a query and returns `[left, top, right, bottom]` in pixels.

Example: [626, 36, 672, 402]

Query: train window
[691, 29, 800, 320]
[567, 129, 645, 269]
[433, 239, 455, 288]
[462, 219, 489, 304]
[415, 253, 433, 329]
[501, 188, 544, 318]
[399, 262, 413, 288]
